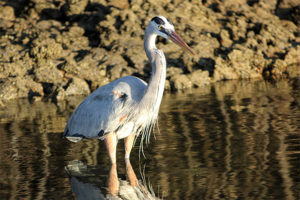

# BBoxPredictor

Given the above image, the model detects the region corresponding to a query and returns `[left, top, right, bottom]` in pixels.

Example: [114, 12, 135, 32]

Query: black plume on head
[151, 16, 165, 25]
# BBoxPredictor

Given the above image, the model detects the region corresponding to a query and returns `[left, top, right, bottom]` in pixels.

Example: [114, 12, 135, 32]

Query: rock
[167, 67, 184, 78]
[66, 77, 90, 96]
[34, 59, 64, 84]
[0, 77, 44, 101]
[213, 66, 239, 81]
[0, 0, 299, 101]
[0, 39, 24, 63]
[190, 70, 211, 87]
[169, 74, 193, 90]
[36, 20, 63, 31]
[285, 64, 300, 78]
[284, 46, 300, 67]
[0, 80, 18, 100]
[0, 6, 15, 21]
[108, 0, 129, 9]
[213, 57, 239, 81]
[227, 48, 264, 79]
[164, 79, 171, 91]
[56, 77, 90, 100]
[0, 59, 33, 79]
[60, 26, 90, 51]
[32, 0, 63, 14]
[30, 35, 64, 60]
[276, 0, 300, 25]
[123, 38, 147, 70]
[64, 0, 89, 16]
[220, 29, 232, 48]
[192, 57, 216, 77]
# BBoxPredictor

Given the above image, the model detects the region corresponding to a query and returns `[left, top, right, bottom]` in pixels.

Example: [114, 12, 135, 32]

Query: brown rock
[65, 0, 89, 16]
[34, 59, 64, 84]
[108, 0, 129, 9]
[0, 77, 43, 101]
[190, 70, 211, 87]
[56, 77, 90, 100]
[227, 48, 264, 79]
[285, 64, 300, 78]
[170, 74, 193, 90]
[284, 46, 300, 66]
[0, 0, 299, 101]
[0, 6, 15, 21]
[220, 29, 232, 48]
[30, 36, 64, 60]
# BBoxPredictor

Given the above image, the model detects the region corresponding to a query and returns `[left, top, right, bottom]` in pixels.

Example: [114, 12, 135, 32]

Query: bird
[64, 16, 194, 165]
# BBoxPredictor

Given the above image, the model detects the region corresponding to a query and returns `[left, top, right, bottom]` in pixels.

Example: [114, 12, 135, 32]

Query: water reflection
[66, 160, 158, 199]
[151, 79, 300, 199]
[0, 79, 299, 199]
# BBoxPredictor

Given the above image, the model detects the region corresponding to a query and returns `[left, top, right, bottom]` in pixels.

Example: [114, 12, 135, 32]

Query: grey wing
[64, 76, 147, 142]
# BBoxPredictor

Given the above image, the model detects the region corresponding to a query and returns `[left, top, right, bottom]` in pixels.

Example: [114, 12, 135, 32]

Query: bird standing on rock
[64, 15, 194, 169]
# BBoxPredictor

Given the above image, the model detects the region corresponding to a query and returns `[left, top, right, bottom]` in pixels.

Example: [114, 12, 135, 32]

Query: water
[0, 79, 299, 200]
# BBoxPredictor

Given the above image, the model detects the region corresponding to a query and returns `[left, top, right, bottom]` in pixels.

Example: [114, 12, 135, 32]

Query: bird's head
[148, 16, 195, 55]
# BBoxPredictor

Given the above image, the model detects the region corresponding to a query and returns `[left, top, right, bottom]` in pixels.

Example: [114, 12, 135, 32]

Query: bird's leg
[107, 163, 119, 195]
[105, 132, 118, 164]
[124, 132, 136, 160]
[124, 132, 138, 186]
[125, 158, 138, 187]
[105, 132, 119, 195]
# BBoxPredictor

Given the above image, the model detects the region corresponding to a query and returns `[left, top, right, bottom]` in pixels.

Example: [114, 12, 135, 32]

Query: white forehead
[152, 16, 174, 30]
[160, 16, 174, 29]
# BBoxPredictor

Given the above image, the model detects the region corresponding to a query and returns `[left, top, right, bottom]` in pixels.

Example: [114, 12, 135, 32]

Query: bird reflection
[65, 160, 159, 200]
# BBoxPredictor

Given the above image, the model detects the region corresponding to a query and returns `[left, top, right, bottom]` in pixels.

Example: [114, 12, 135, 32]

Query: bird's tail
[63, 127, 84, 143]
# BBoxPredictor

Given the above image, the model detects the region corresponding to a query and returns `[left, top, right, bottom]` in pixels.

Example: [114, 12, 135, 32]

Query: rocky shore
[0, 0, 299, 102]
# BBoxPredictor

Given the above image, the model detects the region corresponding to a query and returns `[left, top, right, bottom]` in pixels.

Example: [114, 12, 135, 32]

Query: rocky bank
[0, 0, 299, 102]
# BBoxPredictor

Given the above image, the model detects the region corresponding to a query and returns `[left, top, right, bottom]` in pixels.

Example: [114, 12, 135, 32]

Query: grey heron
[64, 16, 194, 166]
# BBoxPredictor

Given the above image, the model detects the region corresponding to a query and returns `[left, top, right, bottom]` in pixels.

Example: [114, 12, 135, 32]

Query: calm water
[0, 79, 299, 200]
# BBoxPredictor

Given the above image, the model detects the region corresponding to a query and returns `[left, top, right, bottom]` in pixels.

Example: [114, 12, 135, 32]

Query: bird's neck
[144, 31, 157, 60]
[141, 31, 166, 118]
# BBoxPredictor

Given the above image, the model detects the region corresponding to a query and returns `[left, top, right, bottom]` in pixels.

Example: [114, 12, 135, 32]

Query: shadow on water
[0, 79, 299, 199]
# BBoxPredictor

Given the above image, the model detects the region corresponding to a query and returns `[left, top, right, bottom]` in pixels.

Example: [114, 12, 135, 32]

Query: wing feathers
[64, 76, 147, 140]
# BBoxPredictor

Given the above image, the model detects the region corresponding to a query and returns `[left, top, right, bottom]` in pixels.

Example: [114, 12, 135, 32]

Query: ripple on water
[0, 79, 299, 199]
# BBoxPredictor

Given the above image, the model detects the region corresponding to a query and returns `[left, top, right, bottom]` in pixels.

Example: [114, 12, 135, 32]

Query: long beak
[169, 31, 195, 55]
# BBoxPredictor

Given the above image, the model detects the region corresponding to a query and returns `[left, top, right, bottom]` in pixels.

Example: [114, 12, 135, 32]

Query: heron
[64, 16, 194, 166]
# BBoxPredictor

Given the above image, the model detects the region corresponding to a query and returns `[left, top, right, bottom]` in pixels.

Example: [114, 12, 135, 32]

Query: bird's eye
[158, 25, 163, 30]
